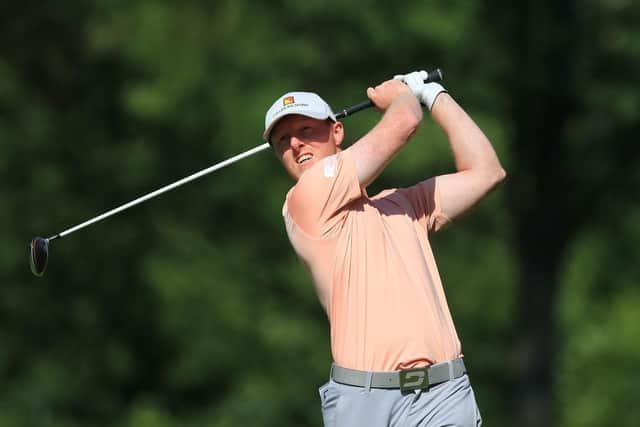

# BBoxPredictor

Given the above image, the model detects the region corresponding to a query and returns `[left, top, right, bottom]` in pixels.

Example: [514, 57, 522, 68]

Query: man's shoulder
[282, 186, 295, 217]
[289, 151, 354, 197]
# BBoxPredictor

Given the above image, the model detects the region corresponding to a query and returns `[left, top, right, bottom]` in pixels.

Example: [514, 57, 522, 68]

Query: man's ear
[333, 121, 345, 146]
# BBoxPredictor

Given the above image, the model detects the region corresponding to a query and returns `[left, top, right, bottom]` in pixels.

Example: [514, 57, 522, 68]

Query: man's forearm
[431, 93, 505, 180]
[350, 90, 423, 188]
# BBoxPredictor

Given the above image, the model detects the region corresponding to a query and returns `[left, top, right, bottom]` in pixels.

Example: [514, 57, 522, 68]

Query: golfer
[263, 71, 505, 426]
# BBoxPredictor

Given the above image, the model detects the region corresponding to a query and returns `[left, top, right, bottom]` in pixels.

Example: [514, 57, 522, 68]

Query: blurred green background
[1, 1, 639, 426]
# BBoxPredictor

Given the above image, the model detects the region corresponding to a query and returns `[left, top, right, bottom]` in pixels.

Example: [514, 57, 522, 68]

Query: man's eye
[278, 135, 290, 145]
[300, 127, 313, 137]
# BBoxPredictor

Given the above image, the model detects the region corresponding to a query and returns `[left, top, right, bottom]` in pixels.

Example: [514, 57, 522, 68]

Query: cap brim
[263, 111, 336, 142]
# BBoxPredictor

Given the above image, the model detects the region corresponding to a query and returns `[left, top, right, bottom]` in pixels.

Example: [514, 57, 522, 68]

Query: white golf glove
[394, 70, 446, 111]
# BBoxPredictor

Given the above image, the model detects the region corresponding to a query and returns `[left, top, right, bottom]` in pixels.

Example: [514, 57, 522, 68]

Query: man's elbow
[488, 164, 507, 190]
[473, 162, 506, 194]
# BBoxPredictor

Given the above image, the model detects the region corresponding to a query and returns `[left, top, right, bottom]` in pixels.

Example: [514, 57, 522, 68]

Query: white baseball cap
[263, 91, 336, 142]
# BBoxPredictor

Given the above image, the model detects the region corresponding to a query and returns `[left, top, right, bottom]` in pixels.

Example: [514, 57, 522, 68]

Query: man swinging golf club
[263, 70, 506, 427]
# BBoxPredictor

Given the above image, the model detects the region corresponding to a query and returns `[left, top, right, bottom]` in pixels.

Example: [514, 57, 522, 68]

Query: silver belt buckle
[399, 367, 430, 392]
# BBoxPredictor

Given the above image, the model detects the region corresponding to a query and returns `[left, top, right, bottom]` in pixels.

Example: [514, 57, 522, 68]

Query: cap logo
[283, 96, 295, 105]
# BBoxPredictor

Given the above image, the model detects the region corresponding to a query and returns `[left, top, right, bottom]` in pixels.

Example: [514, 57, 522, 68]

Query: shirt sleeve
[397, 177, 451, 233]
[286, 149, 363, 238]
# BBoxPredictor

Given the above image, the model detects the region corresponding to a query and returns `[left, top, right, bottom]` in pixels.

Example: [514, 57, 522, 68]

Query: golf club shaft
[49, 142, 271, 241]
[49, 68, 444, 241]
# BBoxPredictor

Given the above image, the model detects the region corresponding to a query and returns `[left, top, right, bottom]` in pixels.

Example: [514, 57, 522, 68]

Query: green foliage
[1, 0, 638, 426]
[557, 209, 640, 427]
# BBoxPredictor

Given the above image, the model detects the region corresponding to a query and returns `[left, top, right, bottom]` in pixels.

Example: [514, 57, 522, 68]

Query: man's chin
[294, 157, 313, 170]
[300, 159, 317, 169]
[289, 158, 320, 181]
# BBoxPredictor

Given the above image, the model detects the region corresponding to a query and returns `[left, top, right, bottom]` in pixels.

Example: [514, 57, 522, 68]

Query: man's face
[270, 115, 344, 181]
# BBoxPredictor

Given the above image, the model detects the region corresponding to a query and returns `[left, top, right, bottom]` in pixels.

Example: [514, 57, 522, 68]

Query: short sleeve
[285, 149, 363, 238]
[397, 177, 451, 233]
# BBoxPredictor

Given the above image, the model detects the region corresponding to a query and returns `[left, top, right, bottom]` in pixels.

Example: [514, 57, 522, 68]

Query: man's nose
[290, 136, 305, 150]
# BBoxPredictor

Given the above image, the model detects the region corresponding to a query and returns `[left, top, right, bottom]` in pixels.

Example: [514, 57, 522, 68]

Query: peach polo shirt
[282, 148, 461, 371]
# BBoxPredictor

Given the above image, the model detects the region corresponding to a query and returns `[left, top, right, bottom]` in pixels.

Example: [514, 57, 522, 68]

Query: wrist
[421, 83, 447, 111]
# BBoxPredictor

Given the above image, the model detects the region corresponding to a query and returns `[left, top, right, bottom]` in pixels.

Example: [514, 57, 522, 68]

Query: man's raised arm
[348, 79, 423, 188]
[430, 92, 506, 222]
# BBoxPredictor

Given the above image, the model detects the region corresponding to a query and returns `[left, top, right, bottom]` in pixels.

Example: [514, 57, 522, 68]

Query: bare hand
[366, 79, 415, 112]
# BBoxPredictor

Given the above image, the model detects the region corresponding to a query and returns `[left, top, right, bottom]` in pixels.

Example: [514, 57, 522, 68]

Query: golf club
[29, 69, 443, 277]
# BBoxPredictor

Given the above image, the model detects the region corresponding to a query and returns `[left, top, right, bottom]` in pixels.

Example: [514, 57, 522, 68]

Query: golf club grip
[335, 68, 443, 119]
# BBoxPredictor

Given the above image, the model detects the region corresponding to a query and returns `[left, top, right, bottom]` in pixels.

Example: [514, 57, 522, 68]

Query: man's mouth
[297, 154, 313, 165]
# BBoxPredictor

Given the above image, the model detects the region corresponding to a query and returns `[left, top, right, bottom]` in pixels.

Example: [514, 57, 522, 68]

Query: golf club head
[30, 237, 49, 277]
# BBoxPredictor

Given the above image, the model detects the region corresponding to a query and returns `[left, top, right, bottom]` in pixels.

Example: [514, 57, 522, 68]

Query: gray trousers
[319, 373, 482, 427]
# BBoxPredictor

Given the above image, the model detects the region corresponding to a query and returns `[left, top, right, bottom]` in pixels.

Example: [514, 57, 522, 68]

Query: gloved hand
[394, 70, 446, 111]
